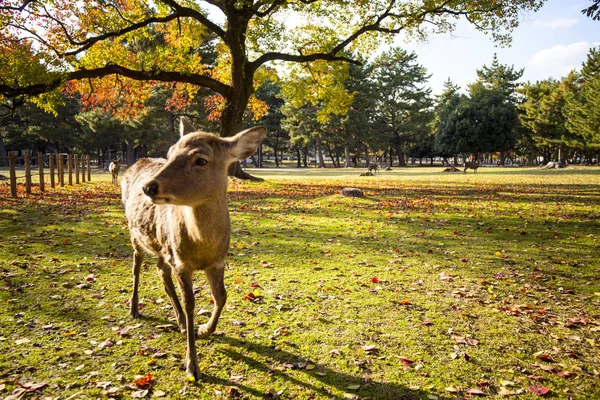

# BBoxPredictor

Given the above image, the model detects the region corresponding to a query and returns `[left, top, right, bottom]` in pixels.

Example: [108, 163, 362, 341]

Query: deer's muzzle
[142, 181, 159, 197]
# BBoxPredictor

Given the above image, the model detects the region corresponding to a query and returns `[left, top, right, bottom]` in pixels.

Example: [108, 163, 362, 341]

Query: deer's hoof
[197, 323, 214, 339]
[186, 364, 201, 382]
[130, 309, 140, 319]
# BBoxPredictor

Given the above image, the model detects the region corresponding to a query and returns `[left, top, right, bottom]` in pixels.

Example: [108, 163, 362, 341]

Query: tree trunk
[344, 146, 352, 167]
[316, 137, 326, 168]
[302, 148, 308, 167]
[324, 141, 337, 167]
[274, 130, 280, 167]
[0, 134, 7, 167]
[499, 151, 506, 166]
[295, 146, 302, 168]
[126, 141, 135, 165]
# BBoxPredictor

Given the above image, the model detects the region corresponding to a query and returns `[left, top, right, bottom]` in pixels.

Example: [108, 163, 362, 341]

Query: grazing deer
[121, 117, 266, 380]
[464, 161, 479, 174]
[109, 159, 120, 185]
[367, 163, 379, 175]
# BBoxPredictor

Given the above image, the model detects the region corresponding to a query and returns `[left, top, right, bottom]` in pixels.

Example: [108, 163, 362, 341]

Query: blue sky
[397, 0, 600, 94]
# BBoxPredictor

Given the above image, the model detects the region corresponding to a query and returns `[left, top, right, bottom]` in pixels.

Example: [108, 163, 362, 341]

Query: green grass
[1, 167, 599, 399]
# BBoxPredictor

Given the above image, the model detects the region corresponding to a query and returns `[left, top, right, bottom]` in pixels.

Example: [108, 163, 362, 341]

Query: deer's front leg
[130, 246, 143, 318]
[156, 258, 186, 334]
[198, 264, 227, 339]
[176, 268, 201, 381]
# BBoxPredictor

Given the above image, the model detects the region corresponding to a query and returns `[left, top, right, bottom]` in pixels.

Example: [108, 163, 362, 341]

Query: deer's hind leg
[198, 263, 227, 339]
[156, 258, 186, 334]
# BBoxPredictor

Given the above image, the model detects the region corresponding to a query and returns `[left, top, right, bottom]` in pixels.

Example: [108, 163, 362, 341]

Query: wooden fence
[3, 152, 91, 198]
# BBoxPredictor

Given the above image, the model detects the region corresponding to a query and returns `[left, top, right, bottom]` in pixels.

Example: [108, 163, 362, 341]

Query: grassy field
[0, 167, 599, 399]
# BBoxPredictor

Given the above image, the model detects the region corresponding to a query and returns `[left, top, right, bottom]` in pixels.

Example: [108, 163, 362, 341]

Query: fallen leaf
[528, 385, 550, 396]
[134, 373, 153, 388]
[466, 388, 485, 395]
[361, 345, 378, 353]
[498, 387, 516, 396]
[445, 386, 460, 393]
[131, 389, 149, 398]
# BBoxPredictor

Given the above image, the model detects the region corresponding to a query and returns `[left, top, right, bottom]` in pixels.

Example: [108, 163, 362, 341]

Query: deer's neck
[178, 195, 231, 243]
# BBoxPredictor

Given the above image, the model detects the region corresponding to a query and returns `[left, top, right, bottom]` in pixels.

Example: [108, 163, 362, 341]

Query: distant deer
[121, 117, 266, 380]
[109, 159, 120, 185]
[464, 161, 479, 174]
[367, 163, 379, 175]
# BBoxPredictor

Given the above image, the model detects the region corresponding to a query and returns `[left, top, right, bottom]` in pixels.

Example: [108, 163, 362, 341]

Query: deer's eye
[195, 157, 208, 166]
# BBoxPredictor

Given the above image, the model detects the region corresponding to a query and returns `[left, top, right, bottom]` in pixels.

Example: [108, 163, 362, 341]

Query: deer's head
[142, 117, 266, 206]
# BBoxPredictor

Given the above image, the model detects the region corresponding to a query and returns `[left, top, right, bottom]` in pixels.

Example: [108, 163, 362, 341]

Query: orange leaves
[134, 373, 153, 387]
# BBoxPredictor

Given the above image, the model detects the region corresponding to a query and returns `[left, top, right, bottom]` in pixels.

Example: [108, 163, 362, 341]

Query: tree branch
[158, 0, 226, 40]
[0, 65, 232, 99]
[250, 0, 508, 72]
[62, 13, 189, 56]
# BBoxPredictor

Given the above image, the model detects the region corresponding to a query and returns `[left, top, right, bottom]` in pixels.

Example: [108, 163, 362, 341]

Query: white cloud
[527, 42, 598, 79]
[534, 18, 579, 29]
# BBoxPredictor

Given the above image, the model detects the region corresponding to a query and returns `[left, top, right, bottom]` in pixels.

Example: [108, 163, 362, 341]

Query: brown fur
[367, 163, 379, 174]
[464, 161, 479, 174]
[109, 160, 120, 185]
[121, 118, 266, 380]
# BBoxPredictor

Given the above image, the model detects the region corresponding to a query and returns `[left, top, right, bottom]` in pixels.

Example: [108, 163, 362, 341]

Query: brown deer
[367, 163, 379, 175]
[464, 161, 480, 174]
[121, 117, 266, 380]
[109, 159, 120, 185]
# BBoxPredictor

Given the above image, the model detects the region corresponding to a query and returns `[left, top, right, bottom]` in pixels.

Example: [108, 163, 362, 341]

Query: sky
[397, 0, 600, 94]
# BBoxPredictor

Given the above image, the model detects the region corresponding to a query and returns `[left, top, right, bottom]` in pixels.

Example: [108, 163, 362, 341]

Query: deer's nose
[142, 181, 159, 197]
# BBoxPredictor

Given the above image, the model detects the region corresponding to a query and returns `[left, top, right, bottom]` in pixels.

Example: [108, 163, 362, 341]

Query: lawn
[0, 167, 599, 399]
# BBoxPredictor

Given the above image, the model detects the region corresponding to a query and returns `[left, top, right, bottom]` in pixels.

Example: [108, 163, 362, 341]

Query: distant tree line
[1, 46, 599, 168]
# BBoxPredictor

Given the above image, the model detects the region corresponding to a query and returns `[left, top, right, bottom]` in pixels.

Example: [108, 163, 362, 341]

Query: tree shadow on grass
[201, 335, 451, 400]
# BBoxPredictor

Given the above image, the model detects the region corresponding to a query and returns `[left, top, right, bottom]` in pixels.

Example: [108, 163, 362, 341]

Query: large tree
[435, 86, 517, 158]
[1, 0, 546, 177]
[369, 47, 433, 166]
[564, 47, 600, 153]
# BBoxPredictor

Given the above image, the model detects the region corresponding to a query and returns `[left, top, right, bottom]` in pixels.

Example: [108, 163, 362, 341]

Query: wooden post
[38, 152, 45, 192]
[67, 153, 73, 185]
[24, 151, 31, 195]
[58, 154, 64, 186]
[49, 153, 55, 188]
[74, 154, 79, 184]
[87, 155, 91, 181]
[9, 152, 17, 198]
[81, 154, 85, 183]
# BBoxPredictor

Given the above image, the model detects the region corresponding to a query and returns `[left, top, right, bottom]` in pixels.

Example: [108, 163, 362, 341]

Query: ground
[0, 166, 599, 399]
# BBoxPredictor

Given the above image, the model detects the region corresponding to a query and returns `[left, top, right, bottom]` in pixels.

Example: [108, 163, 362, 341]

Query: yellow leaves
[282, 60, 355, 123]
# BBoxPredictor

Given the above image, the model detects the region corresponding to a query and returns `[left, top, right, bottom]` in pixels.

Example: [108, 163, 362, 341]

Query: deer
[109, 159, 120, 185]
[464, 161, 479, 174]
[367, 163, 379, 175]
[121, 117, 266, 380]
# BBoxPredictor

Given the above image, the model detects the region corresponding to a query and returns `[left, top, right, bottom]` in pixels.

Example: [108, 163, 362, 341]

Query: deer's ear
[180, 117, 197, 137]
[228, 126, 267, 161]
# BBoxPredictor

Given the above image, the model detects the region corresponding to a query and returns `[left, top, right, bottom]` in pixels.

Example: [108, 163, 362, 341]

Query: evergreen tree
[564, 47, 600, 153]
[369, 48, 433, 166]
